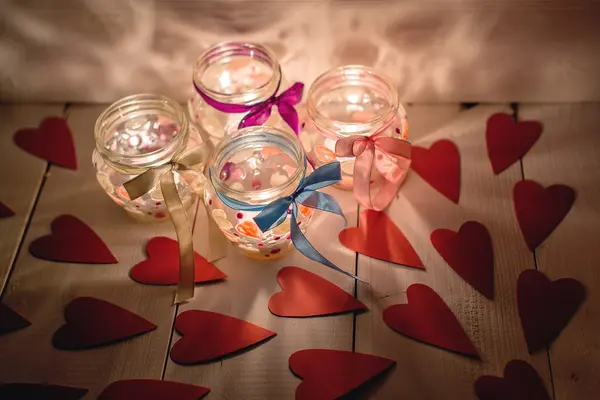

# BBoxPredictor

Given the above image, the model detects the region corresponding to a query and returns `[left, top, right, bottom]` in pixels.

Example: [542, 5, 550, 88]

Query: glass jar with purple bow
[299, 65, 409, 191]
[189, 42, 304, 142]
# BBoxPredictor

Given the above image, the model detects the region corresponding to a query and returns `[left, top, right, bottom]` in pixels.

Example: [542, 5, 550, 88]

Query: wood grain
[0, 105, 64, 294]
[0, 105, 178, 399]
[164, 187, 358, 399]
[520, 104, 600, 400]
[354, 104, 551, 399]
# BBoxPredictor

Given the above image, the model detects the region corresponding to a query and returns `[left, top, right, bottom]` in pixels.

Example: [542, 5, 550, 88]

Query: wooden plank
[354, 104, 551, 399]
[1, 2, 600, 103]
[0, 104, 64, 293]
[0, 105, 179, 398]
[164, 188, 358, 399]
[520, 104, 600, 400]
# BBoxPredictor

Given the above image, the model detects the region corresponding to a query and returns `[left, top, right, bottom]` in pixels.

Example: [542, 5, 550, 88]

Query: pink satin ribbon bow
[335, 134, 412, 211]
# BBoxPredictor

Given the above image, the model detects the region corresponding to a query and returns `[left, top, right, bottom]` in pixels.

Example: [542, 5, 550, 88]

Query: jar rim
[193, 42, 282, 105]
[94, 93, 189, 169]
[209, 126, 305, 205]
[307, 65, 400, 137]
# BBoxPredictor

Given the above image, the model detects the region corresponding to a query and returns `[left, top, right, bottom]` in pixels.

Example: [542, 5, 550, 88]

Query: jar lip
[307, 65, 400, 137]
[94, 93, 189, 167]
[209, 126, 305, 204]
[193, 42, 282, 105]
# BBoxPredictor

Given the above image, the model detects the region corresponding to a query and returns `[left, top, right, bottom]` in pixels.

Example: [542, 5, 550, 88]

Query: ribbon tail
[290, 204, 366, 282]
[161, 170, 195, 304]
[278, 102, 300, 135]
[239, 103, 272, 129]
[353, 150, 375, 210]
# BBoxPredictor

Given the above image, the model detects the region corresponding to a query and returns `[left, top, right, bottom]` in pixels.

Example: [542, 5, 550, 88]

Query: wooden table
[0, 103, 598, 399]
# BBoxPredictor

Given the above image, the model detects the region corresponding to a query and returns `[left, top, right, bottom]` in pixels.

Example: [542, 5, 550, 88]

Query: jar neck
[193, 42, 281, 106]
[307, 65, 400, 138]
[209, 126, 305, 206]
[94, 93, 189, 173]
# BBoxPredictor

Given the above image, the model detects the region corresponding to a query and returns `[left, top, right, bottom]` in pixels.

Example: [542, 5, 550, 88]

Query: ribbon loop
[335, 134, 412, 211]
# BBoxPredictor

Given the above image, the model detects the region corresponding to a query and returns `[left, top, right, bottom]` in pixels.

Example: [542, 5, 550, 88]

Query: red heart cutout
[53, 297, 157, 350]
[0, 201, 14, 218]
[474, 359, 550, 400]
[98, 379, 210, 400]
[517, 269, 585, 354]
[411, 139, 460, 203]
[29, 215, 118, 264]
[170, 310, 276, 364]
[14, 116, 77, 170]
[339, 210, 424, 269]
[268, 266, 367, 317]
[0, 303, 31, 335]
[513, 180, 576, 250]
[130, 237, 227, 285]
[0, 383, 88, 399]
[289, 349, 395, 400]
[486, 113, 542, 175]
[431, 221, 494, 299]
[383, 283, 479, 358]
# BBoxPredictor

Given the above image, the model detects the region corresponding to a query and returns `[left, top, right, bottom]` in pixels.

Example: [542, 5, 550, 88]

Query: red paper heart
[486, 113, 542, 175]
[13, 116, 77, 170]
[513, 180, 576, 250]
[0, 201, 14, 218]
[339, 210, 424, 269]
[411, 139, 460, 203]
[53, 297, 157, 350]
[0, 303, 31, 335]
[383, 283, 479, 358]
[130, 237, 227, 285]
[431, 221, 494, 299]
[0, 383, 88, 399]
[98, 379, 210, 400]
[517, 269, 585, 354]
[170, 310, 276, 364]
[268, 266, 367, 317]
[289, 349, 395, 400]
[474, 359, 550, 400]
[29, 215, 118, 264]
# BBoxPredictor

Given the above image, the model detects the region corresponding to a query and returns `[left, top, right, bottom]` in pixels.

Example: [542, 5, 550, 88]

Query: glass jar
[300, 65, 408, 190]
[188, 42, 291, 141]
[204, 126, 314, 260]
[93, 94, 206, 222]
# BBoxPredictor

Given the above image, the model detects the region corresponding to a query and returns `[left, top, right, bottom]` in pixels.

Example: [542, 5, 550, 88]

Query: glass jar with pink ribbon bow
[299, 65, 411, 210]
[189, 42, 304, 142]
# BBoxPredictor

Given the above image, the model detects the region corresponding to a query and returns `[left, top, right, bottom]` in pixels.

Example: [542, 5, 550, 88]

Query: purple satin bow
[194, 81, 304, 135]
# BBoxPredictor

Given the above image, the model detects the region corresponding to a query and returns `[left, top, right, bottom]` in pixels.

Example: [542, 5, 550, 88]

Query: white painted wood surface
[0, 103, 598, 399]
[1, 1, 600, 103]
[0, 105, 177, 399]
[0, 105, 64, 292]
[520, 104, 600, 400]
[355, 105, 552, 399]
[164, 187, 358, 399]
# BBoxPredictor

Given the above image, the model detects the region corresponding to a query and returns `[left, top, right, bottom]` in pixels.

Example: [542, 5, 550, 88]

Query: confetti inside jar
[205, 126, 315, 260]
[300, 65, 409, 191]
[188, 42, 302, 141]
[93, 94, 207, 222]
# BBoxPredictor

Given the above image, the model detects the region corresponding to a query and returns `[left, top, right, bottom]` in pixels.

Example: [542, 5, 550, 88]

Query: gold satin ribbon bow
[123, 145, 227, 304]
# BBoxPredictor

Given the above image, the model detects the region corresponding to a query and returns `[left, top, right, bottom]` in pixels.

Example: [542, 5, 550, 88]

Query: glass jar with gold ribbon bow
[299, 65, 411, 210]
[94, 93, 217, 303]
[189, 42, 304, 141]
[205, 126, 359, 280]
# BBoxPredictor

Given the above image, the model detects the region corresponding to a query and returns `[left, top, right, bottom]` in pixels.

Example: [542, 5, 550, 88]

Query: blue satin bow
[211, 161, 361, 281]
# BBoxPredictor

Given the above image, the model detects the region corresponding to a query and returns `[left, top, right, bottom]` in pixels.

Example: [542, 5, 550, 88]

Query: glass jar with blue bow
[205, 126, 359, 279]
